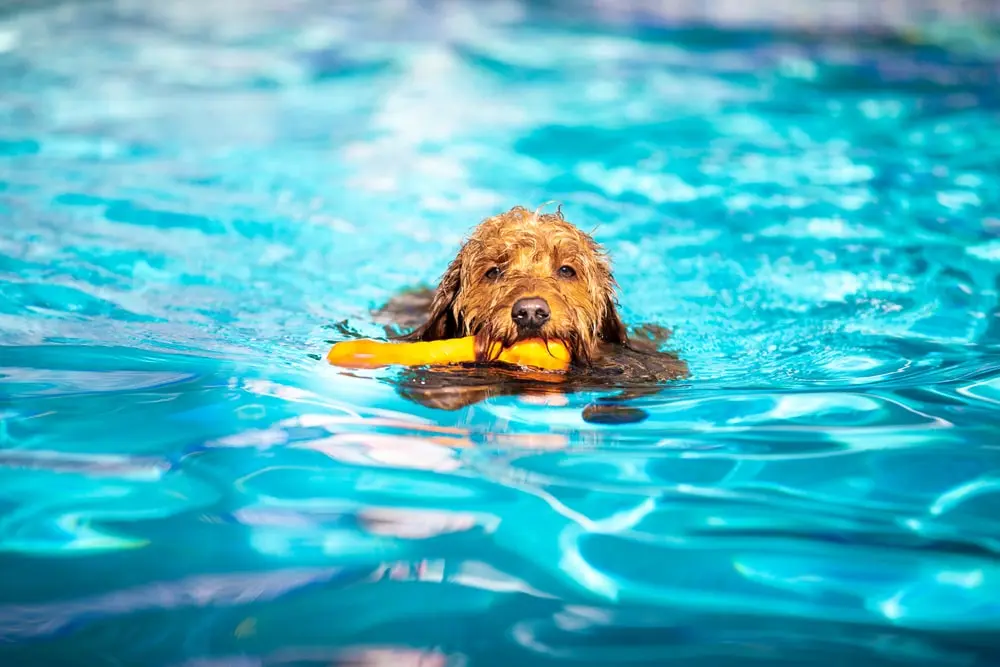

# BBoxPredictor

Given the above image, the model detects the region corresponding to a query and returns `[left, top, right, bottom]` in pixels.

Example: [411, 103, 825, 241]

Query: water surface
[2, 1, 1000, 665]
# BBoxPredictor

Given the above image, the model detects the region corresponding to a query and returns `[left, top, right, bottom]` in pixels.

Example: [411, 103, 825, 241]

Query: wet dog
[372, 205, 687, 423]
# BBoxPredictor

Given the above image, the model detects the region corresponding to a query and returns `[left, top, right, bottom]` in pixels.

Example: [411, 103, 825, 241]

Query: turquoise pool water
[3, 1, 1000, 665]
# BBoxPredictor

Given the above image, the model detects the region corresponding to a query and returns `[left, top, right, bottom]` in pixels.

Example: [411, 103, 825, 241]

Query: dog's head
[406, 205, 628, 364]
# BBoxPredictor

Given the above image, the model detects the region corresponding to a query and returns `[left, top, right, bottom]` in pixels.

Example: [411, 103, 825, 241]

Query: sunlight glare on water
[2, 0, 1000, 665]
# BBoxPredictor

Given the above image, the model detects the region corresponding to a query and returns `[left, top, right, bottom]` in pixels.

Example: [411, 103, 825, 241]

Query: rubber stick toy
[326, 336, 571, 372]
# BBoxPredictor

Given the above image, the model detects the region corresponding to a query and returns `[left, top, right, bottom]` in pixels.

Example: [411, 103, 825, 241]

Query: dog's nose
[511, 297, 550, 329]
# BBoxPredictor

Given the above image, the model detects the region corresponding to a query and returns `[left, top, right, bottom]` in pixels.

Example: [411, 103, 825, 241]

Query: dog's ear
[401, 256, 462, 341]
[599, 294, 629, 346]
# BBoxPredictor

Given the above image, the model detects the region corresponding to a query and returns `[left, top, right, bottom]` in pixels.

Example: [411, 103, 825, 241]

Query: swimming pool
[2, 0, 1000, 664]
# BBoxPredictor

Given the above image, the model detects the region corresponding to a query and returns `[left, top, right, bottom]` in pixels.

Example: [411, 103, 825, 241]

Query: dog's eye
[484, 267, 501, 280]
[558, 265, 577, 279]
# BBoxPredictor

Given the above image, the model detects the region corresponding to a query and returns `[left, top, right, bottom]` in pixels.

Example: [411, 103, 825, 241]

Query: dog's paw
[628, 323, 674, 352]
[581, 402, 649, 425]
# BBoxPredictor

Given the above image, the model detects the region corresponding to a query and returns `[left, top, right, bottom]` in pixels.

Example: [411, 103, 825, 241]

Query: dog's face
[407, 206, 628, 363]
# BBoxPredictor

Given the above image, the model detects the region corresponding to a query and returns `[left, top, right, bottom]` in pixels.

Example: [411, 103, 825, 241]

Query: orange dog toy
[326, 336, 570, 372]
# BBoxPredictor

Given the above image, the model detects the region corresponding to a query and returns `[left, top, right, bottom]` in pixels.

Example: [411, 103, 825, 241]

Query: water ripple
[2, 1, 1000, 665]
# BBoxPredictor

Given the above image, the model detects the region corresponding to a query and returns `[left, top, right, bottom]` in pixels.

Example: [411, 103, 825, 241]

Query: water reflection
[3, 0, 1000, 665]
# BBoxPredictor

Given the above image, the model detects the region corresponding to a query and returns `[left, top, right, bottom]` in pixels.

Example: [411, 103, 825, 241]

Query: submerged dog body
[374, 205, 685, 417]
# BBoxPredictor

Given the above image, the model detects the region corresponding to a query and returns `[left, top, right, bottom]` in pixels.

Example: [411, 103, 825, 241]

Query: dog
[370, 205, 687, 424]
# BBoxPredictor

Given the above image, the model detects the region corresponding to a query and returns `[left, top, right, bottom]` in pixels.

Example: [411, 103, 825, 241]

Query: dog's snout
[511, 297, 550, 329]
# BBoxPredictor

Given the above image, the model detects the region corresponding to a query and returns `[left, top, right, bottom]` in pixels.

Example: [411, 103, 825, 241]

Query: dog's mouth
[465, 295, 596, 366]
[472, 322, 590, 368]
[513, 321, 548, 339]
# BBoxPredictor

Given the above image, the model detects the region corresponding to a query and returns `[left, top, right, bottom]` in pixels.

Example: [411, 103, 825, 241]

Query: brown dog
[372, 205, 687, 422]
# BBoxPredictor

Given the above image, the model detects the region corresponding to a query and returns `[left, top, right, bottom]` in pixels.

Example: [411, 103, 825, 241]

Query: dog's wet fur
[369, 205, 687, 423]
